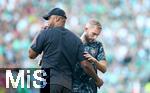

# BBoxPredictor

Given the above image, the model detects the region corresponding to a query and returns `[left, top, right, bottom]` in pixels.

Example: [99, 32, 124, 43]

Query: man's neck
[81, 32, 87, 43]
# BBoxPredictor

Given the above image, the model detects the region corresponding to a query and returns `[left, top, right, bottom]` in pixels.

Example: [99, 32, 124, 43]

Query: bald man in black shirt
[29, 8, 102, 93]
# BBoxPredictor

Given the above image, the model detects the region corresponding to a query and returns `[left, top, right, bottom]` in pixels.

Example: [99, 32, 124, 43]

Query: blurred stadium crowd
[0, 0, 150, 93]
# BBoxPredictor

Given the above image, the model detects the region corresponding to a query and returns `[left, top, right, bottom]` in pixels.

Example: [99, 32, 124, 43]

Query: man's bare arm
[84, 53, 107, 73]
[80, 60, 103, 87]
[94, 60, 107, 73]
[29, 48, 38, 59]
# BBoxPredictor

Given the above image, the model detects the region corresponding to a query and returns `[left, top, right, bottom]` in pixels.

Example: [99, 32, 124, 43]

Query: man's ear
[55, 17, 60, 22]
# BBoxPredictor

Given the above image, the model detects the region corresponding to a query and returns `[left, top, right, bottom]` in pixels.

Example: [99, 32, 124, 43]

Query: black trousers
[40, 84, 71, 93]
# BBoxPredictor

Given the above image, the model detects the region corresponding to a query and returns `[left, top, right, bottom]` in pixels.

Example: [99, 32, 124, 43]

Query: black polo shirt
[31, 27, 85, 90]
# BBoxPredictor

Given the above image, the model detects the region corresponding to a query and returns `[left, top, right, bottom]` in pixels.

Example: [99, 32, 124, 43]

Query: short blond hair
[86, 19, 102, 30]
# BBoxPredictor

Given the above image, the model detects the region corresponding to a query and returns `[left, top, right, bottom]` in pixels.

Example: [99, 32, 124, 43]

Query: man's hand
[83, 52, 97, 62]
[95, 77, 104, 88]
[84, 52, 107, 73]
[41, 22, 49, 29]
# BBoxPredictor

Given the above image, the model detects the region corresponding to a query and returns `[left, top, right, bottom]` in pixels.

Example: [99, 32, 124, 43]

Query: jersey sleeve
[77, 42, 85, 62]
[30, 30, 47, 54]
[97, 43, 106, 61]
